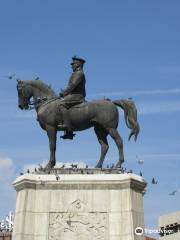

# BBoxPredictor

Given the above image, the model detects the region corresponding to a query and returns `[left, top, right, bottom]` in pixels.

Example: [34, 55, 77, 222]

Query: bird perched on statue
[71, 164, 78, 168]
[38, 164, 43, 171]
[55, 174, 60, 181]
[110, 164, 114, 169]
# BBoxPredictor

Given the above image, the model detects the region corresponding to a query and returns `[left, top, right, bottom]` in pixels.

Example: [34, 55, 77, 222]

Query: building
[0, 212, 14, 233]
[159, 210, 180, 239]
[145, 236, 156, 240]
[0, 232, 12, 240]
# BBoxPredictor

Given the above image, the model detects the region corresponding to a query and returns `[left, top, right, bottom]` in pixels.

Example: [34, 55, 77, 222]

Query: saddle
[70, 101, 88, 109]
[58, 100, 88, 140]
[59, 100, 88, 109]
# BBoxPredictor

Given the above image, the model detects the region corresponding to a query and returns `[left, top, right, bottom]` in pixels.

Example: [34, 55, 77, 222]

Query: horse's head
[17, 79, 56, 110]
[17, 80, 32, 110]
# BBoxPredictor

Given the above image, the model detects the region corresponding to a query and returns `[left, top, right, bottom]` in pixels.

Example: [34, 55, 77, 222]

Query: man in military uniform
[58, 56, 86, 139]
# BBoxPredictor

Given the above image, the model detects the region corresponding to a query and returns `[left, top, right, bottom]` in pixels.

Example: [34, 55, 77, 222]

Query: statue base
[12, 170, 146, 240]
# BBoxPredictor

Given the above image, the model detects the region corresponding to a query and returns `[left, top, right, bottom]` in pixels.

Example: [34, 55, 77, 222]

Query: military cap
[71, 56, 86, 65]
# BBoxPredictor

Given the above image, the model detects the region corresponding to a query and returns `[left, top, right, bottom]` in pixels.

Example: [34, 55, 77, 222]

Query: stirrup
[60, 132, 76, 140]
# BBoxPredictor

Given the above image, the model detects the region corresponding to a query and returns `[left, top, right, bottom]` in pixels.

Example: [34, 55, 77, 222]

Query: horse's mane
[27, 80, 56, 96]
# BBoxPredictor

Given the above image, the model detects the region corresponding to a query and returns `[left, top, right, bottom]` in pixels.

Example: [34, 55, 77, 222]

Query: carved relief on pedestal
[49, 199, 107, 240]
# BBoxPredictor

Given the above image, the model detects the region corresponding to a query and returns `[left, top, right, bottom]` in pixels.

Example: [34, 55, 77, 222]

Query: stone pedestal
[12, 172, 146, 240]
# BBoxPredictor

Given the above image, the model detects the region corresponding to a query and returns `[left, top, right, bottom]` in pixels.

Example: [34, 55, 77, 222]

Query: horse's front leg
[45, 125, 57, 169]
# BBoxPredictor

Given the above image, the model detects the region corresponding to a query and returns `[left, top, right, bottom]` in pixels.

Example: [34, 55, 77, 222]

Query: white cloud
[138, 100, 180, 114]
[15, 111, 36, 119]
[0, 157, 14, 183]
[0, 157, 13, 169]
[128, 153, 180, 160]
[0, 110, 36, 120]
[0, 156, 16, 217]
[88, 89, 180, 114]
[138, 153, 180, 159]
[89, 88, 180, 97]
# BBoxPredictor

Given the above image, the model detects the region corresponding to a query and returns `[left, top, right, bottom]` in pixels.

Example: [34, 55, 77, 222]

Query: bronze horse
[17, 80, 140, 169]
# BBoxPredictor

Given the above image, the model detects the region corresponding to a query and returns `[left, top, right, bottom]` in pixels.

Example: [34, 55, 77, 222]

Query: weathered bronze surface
[16, 57, 140, 169]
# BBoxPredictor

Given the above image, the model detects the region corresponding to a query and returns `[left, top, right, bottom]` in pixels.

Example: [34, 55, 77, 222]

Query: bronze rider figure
[58, 56, 86, 139]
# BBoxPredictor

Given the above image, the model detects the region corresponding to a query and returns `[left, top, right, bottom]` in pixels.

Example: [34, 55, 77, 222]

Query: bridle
[17, 82, 58, 110]
[17, 82, 30, 109]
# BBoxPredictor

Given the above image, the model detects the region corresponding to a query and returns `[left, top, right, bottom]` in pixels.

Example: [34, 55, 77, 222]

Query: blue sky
[0, 0, 180, 236]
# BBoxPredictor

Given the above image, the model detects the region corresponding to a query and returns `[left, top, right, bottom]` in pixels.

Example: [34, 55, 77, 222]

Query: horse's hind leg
[94, 126, 109, 168]
[45, 125, 57, 169]
[108, 128, 124, 168]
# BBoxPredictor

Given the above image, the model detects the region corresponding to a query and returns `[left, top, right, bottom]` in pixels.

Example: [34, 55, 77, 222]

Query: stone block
[12, 172, 146, 240]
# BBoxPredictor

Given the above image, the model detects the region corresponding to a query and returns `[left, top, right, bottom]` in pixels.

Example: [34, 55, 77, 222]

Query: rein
[29, 96, 59, 110]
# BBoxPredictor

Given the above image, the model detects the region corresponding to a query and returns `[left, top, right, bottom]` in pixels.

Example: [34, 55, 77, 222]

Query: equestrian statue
[16, 56, 140, 169]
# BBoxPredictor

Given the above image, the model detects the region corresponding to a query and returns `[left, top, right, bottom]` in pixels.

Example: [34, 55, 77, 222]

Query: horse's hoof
[45, 161, 55, 170]
[115, 162, 122, 168]
[95, 163, 102, 169]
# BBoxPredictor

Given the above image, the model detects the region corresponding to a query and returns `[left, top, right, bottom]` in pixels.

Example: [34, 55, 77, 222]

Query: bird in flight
[1, 73, 16, 79]
[136, 155, 144, 165]
[152, 178, 158, 184]
[169, 190, 178, 196]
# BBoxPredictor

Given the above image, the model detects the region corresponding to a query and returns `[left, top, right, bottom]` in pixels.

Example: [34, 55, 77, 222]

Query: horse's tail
[112, 98, 140, 141]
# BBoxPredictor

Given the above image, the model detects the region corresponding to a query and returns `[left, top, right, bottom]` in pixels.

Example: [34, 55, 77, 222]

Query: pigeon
[20, 172, 23, 175]
[55, 174, 60, 181]
[27, 169, 30, 174]
[138, 159, 144, 165]
[136, 155, 144, 165]
[110, 164, 114, 169]
[71, 164, 78, 168]
[2, 73, 16, 79]
[38, 164, 43, 170]
[152, 178, 158, 184]
[139, 171, 143, 176]
[169, 190, 178, 196]
[142, 187, 147, 195]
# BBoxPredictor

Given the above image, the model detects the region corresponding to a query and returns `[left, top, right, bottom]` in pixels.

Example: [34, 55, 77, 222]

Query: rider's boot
[57, 106, 75, 140]
[61, 130, 75, 140]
